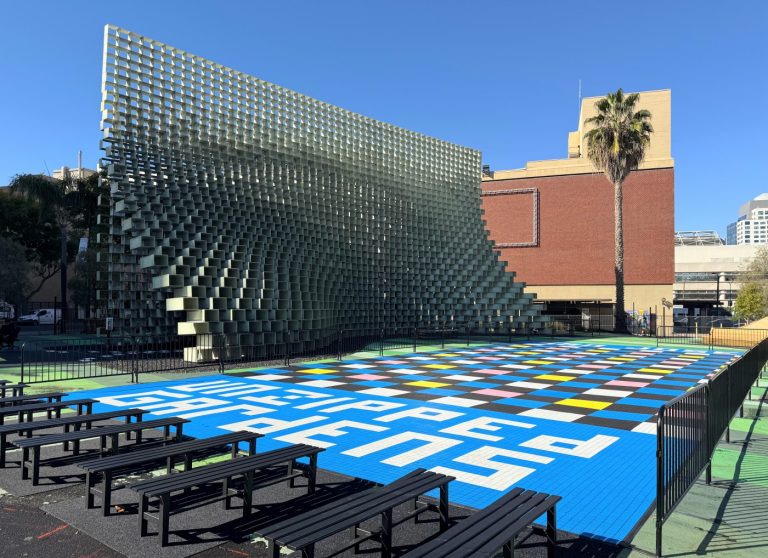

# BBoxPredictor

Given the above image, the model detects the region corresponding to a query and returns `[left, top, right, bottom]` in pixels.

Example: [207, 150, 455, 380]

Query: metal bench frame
[80, 430, 261, 516]
[130, 444, 323, 547]
[13, 416, 187, 485]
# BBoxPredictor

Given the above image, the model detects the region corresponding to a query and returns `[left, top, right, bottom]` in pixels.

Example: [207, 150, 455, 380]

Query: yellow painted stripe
[405, 381, 451, 388]
[424, 364, 456, 369]
[535, 374, 575, 382]
[299, 369, 335, 374]
[637, 368, 674, 374]
[524, 360, 555, 365]
[556, 399, 612, 410]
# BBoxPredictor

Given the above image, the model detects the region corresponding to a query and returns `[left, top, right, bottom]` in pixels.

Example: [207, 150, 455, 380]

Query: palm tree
[584, 89, 653, 333]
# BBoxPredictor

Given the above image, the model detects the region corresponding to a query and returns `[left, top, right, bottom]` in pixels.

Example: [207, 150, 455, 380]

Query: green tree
[8, 170, 96, 332]
[733, 282, 766, 321]
[0, 236, 30, 311]
[0, 192, 67, 300]
[584, 89, 653, 333]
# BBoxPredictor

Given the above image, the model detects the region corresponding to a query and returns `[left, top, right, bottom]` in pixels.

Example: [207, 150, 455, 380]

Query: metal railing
[656, 325, 768, 349]
[655, 336, 768, 557]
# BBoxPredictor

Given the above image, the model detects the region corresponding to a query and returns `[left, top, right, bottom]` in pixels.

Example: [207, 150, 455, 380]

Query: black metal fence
[655, 336, 768, 557]
[19, 323, 563, 384]
[656, 325, 768, 350]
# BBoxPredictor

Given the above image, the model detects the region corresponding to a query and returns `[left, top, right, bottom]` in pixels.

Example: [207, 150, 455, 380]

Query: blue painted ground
[65, 342, 735, 543]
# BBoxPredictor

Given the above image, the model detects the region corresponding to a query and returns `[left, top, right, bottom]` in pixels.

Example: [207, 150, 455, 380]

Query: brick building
[481, 90, 674, 323]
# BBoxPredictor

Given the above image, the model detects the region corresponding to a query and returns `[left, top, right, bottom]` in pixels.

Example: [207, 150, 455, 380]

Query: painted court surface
[70, 341, 736, 544]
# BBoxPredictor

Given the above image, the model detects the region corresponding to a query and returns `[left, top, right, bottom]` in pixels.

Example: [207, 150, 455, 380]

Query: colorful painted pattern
[233, 342, 736, 434]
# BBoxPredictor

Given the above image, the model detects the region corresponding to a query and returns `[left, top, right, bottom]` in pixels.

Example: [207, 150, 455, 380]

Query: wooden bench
[12, 416, 188, 485]
[258, 468, 454, 558]
[0, 392, 65, 407]
[0, 383, 28, 398]
[80, 430, 262, 516]
[0, 407, 146, 467]
[130, 443, 324, 547]
[0, 398, 95, 425]
[403, 487, 561, 558]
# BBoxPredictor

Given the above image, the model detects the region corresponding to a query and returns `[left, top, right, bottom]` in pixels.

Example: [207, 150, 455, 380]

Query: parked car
[18, 308, 61, 325]
[0, 301, 14, 321]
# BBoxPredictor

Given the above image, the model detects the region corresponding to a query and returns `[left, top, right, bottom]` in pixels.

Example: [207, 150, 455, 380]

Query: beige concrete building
[482, 89, 674, 318]
[675, 244, 761, 311]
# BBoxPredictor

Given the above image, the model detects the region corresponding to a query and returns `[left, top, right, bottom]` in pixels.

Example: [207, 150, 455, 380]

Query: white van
[18, 308, 62, 325]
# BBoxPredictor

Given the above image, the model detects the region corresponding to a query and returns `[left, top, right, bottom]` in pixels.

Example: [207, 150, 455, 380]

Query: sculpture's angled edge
[98, 25, 546, 355]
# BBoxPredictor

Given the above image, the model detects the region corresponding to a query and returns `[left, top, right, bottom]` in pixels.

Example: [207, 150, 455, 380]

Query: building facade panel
[481, 168, 675, 287]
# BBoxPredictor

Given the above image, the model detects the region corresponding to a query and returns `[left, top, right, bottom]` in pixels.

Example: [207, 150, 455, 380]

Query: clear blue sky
[1, 1, 766, 235]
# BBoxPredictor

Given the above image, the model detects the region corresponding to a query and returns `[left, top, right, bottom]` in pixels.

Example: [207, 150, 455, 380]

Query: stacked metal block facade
[98, 25, 545, 348]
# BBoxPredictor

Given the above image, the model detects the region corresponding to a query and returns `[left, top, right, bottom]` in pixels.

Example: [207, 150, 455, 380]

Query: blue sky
[0, 1, 766, 235]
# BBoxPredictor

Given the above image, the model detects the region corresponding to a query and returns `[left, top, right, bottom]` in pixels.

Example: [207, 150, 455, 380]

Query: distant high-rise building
[727, 194, 768, 245]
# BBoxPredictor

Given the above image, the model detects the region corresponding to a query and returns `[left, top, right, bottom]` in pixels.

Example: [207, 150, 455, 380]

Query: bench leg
[439, 483, 449, 531]
[64, 424, 70, 451]
[308, 454, 317, 494]
[110, 433, 119, 455]
[381, 509, 393, 558]
[288, 459, 294, 489]
[504, 540, 515, 558]
[73, 436, 80, 455]
[102, 471, 113, 517]
[248, 437, 257, 456]
[160, 494, 170, 547]
[223, 476, 230, 509]
[270, 540, 281, 558]
[31, 447, 40, 486]
[125, 416, 131, 440]
[139, 494, 149, 537]
[546, 505, 558, 558]
[86, 471, 95, 509]
[176, 423, 183, 442]
[136, 426, 143, 445]
[167, 455, 174, 475]
[21, 447, 29, 480]
[0, 433, 6, 468]
[304, 544, 315, 558]
[243, 471, 253, 516]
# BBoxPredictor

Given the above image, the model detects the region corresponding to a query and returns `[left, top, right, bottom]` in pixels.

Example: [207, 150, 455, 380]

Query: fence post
[726, 372, 731, 443]
[413, 328, 417, 353]
[218, 334, 225, 374]
[656, 405, 665, 558]
[131, 338, 138, 384]
[706, 381, 712, 485]
[20, 343, 25, 385]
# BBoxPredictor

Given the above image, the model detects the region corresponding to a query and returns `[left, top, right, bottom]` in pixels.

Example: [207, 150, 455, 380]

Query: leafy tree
[69, 248, 105, 319]
[584, 89, 653, 333]
[0, 192, 69, 300]
[733, 282, 766, 321]
[743, 245, 768, 283]
[0, 236, 30, 311]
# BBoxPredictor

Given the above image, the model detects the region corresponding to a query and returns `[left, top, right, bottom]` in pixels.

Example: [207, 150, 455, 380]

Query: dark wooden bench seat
[0, 407, 146, 467]
[258, 468, 454, 558]
[0, 398, 94, 425]
[12, 417, 188, 485]
[0, 392, 65, 407]
[130, 443, 324, 547]
[79, 430, 262, 515]
[0, 383, 28, 398]
[403, 487, 561, 558]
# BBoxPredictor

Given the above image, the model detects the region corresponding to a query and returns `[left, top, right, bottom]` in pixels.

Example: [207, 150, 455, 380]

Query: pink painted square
[606, 380, 649, 388]
[472, 389, 523, 397]
[577, 364, 609, 369]
[475, 369, 507, 375]
[349, 374, 389, 380]
[477, 356, 502, 361]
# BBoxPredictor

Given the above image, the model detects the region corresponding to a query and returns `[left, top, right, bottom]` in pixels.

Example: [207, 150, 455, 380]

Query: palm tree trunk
[613, 180, 627, 333]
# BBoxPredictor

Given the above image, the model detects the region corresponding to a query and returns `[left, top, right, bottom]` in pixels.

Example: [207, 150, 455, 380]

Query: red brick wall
[480, 168, 674, 286]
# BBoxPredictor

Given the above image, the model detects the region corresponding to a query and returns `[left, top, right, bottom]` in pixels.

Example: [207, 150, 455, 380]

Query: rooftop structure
[674, 231, 725, 246]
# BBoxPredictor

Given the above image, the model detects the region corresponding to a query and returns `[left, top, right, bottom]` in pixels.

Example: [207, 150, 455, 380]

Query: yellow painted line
[433, 353, 459, 357]
[556, 399, 612, 410]
[524, 360, 555, 365]
[637, 368, 674, 374]
[424, 364, 456, 369]
[606, 357, 635, 361]
[298, 368, 336, 374]
[405, 381, 451, 388]
[535, 374, 575, 382]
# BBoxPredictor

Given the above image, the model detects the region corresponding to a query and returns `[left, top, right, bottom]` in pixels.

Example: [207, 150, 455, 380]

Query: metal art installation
[98, 25, 545, 354]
